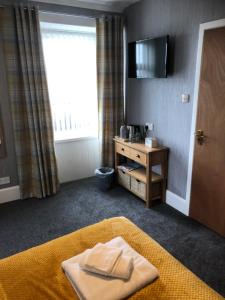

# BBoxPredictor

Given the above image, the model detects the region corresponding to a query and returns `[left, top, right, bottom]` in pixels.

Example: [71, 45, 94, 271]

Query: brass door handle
[195, 129, 206, 145]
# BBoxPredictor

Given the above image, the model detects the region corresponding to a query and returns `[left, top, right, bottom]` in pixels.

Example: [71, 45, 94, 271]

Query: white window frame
[39, 12, 98, 143]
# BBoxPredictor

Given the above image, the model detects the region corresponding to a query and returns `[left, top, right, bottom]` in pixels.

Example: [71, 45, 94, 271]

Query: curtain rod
[0, 5, 36, 10]
[0, 5, 111, 18]
[0, 6, 117, 19]
[0, 3, 122, 18]
[39, 10, 97, 20]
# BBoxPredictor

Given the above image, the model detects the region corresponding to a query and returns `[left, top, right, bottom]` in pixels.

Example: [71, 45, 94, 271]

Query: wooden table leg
[146, 155, 152, 208]
[114, 149, 119, 184]
[161, 150, 168, 202]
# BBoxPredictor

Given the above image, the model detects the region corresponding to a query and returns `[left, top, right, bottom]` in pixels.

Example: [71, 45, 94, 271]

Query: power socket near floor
[0, 176, 10, 185]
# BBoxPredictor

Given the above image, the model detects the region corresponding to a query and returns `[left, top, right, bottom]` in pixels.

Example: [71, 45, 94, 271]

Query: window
[40, 19, 98, 141]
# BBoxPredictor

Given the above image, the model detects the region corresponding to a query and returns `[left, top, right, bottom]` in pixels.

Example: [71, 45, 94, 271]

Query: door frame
[186, 18, 225, 215]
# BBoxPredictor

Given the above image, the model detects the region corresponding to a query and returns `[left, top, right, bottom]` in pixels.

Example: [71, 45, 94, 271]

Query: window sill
[54, 136, 99, 144]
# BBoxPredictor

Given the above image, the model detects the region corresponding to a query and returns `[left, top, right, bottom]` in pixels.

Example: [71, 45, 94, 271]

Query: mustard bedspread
[0, 217, 223, 300]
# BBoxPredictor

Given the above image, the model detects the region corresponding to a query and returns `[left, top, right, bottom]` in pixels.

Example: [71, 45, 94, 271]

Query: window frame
[39, 12, 98, 142]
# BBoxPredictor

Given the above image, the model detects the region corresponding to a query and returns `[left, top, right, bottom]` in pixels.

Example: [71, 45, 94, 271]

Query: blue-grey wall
[125, 0, 225, 198]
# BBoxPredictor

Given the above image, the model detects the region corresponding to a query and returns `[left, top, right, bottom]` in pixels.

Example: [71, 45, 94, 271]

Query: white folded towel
[80, 243, 123, 275]
[62, 236, 159, 300]
[108, 253, 133, 280]
[80, 248, 133, 280]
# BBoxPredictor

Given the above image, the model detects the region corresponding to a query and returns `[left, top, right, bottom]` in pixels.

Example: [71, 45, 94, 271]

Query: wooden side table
[114, 138, 169, 207]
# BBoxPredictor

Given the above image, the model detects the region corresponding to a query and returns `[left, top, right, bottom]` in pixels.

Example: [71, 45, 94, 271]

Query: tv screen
[128, 36, 169, 79]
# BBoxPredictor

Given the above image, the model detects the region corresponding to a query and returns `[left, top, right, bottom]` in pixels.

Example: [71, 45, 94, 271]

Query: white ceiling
[34, 0, 140, 12]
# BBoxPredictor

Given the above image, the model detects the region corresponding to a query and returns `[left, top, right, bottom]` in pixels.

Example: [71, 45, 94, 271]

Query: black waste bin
[95, 167, 115, 191]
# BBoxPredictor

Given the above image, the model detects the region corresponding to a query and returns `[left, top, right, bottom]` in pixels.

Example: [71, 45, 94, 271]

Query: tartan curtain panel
[96, 16, 124, 167]
[1, 5, 59, 199]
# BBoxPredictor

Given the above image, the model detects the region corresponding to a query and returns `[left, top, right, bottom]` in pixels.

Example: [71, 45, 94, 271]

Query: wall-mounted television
[128, 35, 169, 79]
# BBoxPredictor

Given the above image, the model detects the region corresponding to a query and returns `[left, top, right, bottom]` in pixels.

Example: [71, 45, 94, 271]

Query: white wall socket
[0, 177, 10, 185]
[145, 123, 154, 131]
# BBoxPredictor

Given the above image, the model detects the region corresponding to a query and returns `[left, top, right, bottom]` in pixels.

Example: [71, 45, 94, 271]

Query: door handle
[195, 129, 206, 145]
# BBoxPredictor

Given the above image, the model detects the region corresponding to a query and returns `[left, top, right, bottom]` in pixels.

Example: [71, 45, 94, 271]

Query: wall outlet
[0, 176, 10, 185]
[145, 123, 154, 131]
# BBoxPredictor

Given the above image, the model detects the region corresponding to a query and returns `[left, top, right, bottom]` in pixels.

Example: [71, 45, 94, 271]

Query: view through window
[41, 21, 98, 141]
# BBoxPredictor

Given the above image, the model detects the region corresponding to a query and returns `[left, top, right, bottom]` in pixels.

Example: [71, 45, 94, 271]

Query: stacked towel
[62, 236, 159, 300]
[80, 243, 133, 280]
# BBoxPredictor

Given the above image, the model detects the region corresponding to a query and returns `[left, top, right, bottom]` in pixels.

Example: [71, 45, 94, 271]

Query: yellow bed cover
[0, 217, 223, 300]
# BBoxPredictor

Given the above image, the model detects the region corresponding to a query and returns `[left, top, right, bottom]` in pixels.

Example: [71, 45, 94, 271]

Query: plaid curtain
[1, 5, 59, 199]
[0, 109, 6, 158]
[96, 16, 124, 167]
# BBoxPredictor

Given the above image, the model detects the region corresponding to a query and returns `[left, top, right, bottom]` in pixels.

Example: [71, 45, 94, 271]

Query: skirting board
[0, 186, 20, 204]
[166, 190, 189, 216]
[0, 186, 189, 216]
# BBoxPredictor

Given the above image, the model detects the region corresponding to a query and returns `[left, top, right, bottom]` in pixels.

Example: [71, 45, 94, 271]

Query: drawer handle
[122, 170, 125, 174]
[136, 179, 140, 183]
[121, 148, 125, 151]
[136, 154, 140, 158]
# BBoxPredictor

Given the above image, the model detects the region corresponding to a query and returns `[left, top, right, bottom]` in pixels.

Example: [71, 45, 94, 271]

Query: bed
[0, 217, 223, 300]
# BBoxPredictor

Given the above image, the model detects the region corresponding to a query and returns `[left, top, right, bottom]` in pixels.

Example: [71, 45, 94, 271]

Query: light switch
[181, 94, 190, 103]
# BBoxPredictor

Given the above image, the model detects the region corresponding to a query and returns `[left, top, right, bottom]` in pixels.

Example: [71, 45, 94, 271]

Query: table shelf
[117, 166, 163, 184]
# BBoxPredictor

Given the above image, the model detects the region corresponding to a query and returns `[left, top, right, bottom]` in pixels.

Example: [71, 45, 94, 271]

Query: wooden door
[190, 27, 225, 237]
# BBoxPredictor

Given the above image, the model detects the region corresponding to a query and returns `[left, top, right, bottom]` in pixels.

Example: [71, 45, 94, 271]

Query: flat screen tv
[128, 35, 169, 79]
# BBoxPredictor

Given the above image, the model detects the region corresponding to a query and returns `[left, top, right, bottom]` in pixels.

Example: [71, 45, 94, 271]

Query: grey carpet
[0, 177, 224, 297]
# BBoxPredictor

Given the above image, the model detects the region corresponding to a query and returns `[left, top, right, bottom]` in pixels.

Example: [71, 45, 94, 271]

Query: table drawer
[118, 169, 130, 190]
[116, 143, 130, 157]
[130, 149, 147, 166]
[131, 177, 146, 200]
